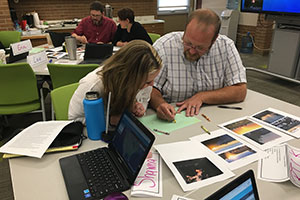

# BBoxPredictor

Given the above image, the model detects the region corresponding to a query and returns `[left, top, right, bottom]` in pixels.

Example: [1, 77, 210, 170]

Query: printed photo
[272, 117, 300, 133]
[244, 128, 281, 145]
[252, 110, 284, 124]
[224, 119, 261, 135]
[219, 145, 256, 163]
[202, 134, 242, 154]
[173, 158, 223, 184]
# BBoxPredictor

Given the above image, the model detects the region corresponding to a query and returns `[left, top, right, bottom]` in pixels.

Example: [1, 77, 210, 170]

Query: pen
[201, 125, 211, 135]
[153, 129, 170, 135]
[218, 105, 242, 110]
[201, 114, 210, 122]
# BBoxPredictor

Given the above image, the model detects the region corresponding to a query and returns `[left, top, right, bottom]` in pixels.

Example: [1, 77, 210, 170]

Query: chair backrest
[48, 31, 71, 47]
[47, 63, 99, 89]
[0, 31, 21, 48]
[51, 83, 79, 120]
[148, 33, 161, 43]
[0, 63, 39, 105]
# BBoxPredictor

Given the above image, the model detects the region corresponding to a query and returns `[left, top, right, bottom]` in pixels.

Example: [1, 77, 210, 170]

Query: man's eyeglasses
[182, 41, 209, 53]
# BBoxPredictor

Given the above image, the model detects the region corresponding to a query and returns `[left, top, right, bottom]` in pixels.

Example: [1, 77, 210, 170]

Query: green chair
[0, 63, 46, 121]
[0, 31, 21, 48]
[51, 83, 79, 120]
[47, 63, 99, 89]
[148, 33, 161, 43]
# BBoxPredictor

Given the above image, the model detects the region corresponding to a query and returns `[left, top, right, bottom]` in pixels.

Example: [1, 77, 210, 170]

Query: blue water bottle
[83, 91, 106, 140]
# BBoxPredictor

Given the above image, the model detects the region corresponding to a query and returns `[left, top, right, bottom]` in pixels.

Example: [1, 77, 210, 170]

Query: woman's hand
[132, 102, 145, 117]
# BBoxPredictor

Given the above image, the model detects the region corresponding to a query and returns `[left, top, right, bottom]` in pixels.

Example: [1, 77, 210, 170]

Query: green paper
[29, 48, 45, 54]
[139, 112, 201, 135]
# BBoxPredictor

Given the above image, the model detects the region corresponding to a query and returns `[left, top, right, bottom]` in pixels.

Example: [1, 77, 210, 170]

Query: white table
[8, 90, 300, 200]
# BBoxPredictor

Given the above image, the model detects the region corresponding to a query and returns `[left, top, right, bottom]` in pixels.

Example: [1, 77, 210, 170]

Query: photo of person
[173, 157, 223, 184]
[219, 145, 256, 163]
[202, 134, 242, 154]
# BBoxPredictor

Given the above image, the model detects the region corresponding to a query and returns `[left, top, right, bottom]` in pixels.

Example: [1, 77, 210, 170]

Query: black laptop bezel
[205, 170, 260, 200]
[84, 43, 113, 60]
[108, 110, 155, 186]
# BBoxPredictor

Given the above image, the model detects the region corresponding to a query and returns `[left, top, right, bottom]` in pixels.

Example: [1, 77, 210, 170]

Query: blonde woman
[68, 40, 162, 125]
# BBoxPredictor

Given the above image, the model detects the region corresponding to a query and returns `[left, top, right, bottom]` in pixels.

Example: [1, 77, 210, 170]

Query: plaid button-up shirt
[153, 32, 247, 103]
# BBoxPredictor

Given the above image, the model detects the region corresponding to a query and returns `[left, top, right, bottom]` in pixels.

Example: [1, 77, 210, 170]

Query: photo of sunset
[202, 134, 242, 154]
[219, 145, 256, 163]
[224, 119, 261, 135]
[253, 110, 284, 124]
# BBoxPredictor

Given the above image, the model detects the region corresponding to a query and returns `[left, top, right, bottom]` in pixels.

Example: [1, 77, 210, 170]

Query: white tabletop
[9, 90, 300, 200]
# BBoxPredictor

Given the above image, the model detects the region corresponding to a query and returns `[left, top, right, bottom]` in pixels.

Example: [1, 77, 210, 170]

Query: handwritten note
[131, 152, 162, 197]
[11, 40, 32, 56]
[139, 112, 200, 135]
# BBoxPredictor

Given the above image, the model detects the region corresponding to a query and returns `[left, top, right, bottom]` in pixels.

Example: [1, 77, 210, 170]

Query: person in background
[112, 8, 152, 47]
[68, 40, 162, 125]
[150, 8, 247, 121]
[72, 1, 117, 44]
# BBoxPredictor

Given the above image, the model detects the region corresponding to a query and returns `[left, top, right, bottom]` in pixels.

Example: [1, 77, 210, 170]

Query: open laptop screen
[110, 111, 153, 182]
[205, 170, 259, 200]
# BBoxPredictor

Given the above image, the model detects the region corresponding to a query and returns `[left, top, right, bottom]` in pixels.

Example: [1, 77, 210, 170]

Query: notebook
[205, 170, 260, 200]
[80, 43, 113, 64]
[59, 111, 155, 200]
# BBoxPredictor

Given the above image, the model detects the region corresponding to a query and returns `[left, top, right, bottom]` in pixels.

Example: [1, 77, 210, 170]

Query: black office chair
[48, 31, 71, 47]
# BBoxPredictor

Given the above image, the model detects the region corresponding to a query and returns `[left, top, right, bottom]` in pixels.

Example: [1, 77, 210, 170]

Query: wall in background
[202, 0, 273, 55]
[0, 0, 14, 31]
[10, 0, 157, 21]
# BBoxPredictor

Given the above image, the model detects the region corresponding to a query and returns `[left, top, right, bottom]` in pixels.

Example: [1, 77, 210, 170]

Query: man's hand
[156, 102, 176, 121]
[132, 102, 145, 117]
[176, 93, 203, 117]
[79, 36, 88, 44]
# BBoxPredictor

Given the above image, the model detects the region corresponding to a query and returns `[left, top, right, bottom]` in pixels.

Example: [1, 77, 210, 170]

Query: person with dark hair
[150, 8, 247, 121]
[112, 8, 152, 47]
[72, 1, 117, 44]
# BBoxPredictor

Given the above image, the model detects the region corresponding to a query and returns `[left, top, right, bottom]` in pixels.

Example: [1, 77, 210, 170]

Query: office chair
[148, 33, 161, 43]
[0, 63, 46, 122]
[47, 63, 98, 119]
[51, 83, 79, 120]
[0, 31, 21, 49]
[48, 31, 71, 47]
[47, 63, 99, 89]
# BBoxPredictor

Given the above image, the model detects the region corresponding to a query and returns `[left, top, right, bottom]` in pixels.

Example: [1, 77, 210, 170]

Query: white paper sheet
[154, 140, 234, 192]
[171, 195, 194, 200]
[257, 144, 289, 182]
[219, 116, 293, 150]
[251, 108, 300, 138]
[0, 121, 72, 158]
[131, 152, 162, 197]
[190, 129, 268, 170]
[258, 144, 300, 187]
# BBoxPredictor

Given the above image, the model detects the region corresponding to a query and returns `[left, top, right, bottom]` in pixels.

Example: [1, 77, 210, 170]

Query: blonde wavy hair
[97, 40, 162, 116]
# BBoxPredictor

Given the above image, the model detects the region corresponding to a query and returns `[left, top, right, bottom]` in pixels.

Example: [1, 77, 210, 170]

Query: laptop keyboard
[77, 148, 125, 199]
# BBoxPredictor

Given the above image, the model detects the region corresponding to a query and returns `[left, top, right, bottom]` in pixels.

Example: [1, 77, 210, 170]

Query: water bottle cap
[85, 91, 100, 100]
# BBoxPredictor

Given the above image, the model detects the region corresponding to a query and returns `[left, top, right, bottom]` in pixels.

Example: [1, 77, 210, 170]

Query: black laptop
[59, 111, 155, 200]
[6, 46, 29, 64]
[80, 43, 113, 65]
[205, 170, 260, 200]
